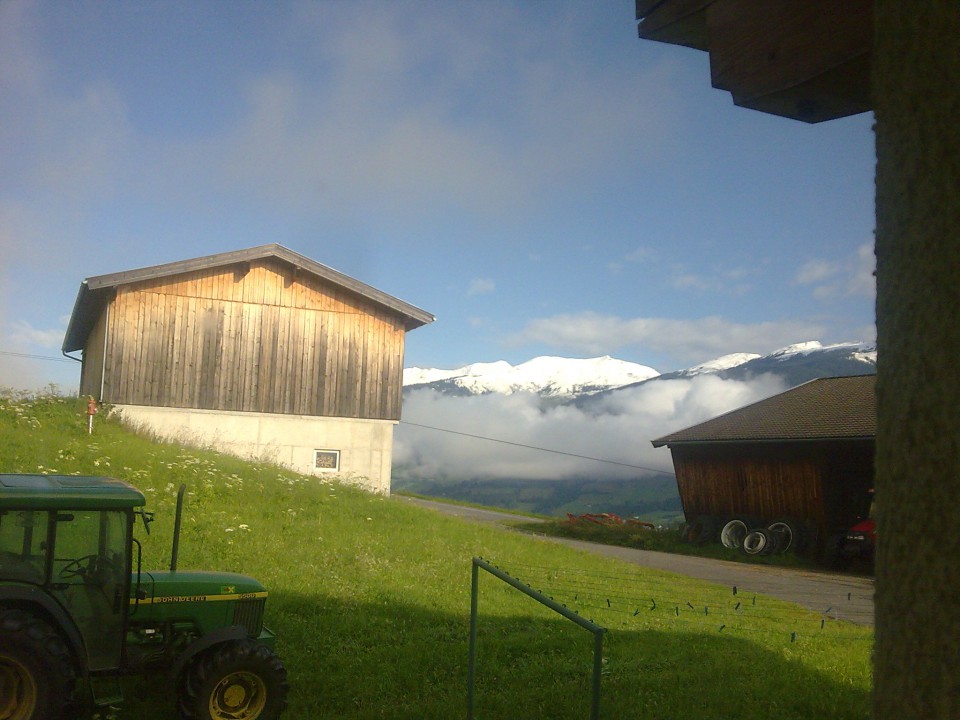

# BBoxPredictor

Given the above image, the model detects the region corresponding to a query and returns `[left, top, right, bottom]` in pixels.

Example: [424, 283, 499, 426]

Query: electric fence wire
[503, 561, 874, 618]
[505, 566, 869, 629]
[493, 561, 873, 645]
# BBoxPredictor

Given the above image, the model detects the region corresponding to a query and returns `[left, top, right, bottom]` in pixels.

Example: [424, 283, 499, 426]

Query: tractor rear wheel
[179, 640, 288, 720]
[0, 606, 76, 720]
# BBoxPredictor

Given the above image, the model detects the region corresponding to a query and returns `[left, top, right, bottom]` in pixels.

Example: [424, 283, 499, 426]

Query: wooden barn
[651, 375, 875, 549]
[62, 244, 434, 493]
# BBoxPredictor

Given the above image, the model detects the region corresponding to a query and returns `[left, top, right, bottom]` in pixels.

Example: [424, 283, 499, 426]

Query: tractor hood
[130, 570, 270, 639]
[135, 570, 267, 605]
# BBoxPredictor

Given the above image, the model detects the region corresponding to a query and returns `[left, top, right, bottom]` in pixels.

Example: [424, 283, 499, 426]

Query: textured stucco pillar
[873, 3, 960, 717]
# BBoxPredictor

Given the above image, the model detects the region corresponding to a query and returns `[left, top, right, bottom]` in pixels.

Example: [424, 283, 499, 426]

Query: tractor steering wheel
[58, 554, 101, 579]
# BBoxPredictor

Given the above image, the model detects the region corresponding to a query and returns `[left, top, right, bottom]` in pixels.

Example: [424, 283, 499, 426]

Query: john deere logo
[221, 585, 236, 594]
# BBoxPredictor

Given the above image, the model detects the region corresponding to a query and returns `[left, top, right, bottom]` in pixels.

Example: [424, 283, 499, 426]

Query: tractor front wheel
[179, 640, 288, 720]
[0, 606, 76, 720]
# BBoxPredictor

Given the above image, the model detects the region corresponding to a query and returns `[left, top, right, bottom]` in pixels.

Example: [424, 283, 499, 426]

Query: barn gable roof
[63, 244, 435, 352]
[651, 374, 876, 447]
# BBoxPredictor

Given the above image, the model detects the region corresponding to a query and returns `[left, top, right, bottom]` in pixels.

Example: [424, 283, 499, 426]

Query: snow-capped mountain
[648, 341, 876, 388]
[403, 355, 660, 398]
[404, 342, 876, 400]
[676, 352, 762, 376]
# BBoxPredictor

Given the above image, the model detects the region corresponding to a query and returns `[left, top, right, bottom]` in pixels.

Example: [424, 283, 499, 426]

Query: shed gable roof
[63, 244, 434, 352]
[651, 374, 876, 447]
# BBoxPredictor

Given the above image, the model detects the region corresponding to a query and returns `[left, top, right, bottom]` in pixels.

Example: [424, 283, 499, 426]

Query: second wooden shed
[652, 375, 876, 548]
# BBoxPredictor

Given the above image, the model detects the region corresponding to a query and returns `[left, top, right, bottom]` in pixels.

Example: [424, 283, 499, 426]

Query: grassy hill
[0, 392, 872, 720]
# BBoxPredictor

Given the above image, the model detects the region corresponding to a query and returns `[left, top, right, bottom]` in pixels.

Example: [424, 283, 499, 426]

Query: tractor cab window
[0, 510, 49, 584]
[50, 509, 130, 671]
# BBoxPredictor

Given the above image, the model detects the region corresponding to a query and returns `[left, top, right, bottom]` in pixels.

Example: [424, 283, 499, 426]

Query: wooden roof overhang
[62, 244, 435, 353]
[636, 0, 874, 123]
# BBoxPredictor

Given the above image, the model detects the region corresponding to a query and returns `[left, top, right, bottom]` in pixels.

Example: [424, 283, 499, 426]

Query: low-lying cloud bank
[394, 373, 787, 481]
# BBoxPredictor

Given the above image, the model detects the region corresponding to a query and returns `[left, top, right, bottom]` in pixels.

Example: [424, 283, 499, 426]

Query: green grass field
[1, 392, 873, 719]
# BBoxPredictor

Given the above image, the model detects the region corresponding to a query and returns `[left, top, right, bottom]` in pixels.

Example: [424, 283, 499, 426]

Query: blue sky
[0, 0, 876, 392]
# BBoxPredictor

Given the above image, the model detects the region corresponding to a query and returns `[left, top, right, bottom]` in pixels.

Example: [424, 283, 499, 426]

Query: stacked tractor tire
[681, 516, 808, 556]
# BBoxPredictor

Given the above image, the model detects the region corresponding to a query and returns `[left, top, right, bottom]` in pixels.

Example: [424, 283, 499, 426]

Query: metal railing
[467, 557, 606, 719]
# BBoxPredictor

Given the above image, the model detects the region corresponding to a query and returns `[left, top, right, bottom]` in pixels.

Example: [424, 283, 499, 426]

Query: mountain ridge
[404, 341, 877, 401]
[403, 354, 660, 398]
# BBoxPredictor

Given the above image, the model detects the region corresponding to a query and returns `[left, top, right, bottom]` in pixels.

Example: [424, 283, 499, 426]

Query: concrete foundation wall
[113, 405, 396, 494]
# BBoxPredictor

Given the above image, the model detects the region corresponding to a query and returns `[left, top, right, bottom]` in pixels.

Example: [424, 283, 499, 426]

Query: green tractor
[0, 474, 288, 719]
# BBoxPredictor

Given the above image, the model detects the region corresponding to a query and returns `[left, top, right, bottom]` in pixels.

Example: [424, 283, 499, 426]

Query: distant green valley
[393, 474, 683, 522]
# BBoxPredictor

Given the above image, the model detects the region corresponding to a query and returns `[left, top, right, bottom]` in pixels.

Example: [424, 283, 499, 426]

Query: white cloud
[467, 278, 495, 296]
[796, 243, 875, 301]
[624, 246, 653, 263]
[795, 259, 840, 285]
[150, 3, 679, 225]
[658, 263, 758, 295]
[610, 246, 654, 273]
[847, 243, 876, 297]
[9, 320, 65, 350]
[1, 1, 682, 260]
[394, 374, 787, 481]
[508, 313, 825, 367]
[0, 317, 77, 392]
[670, 272, 711, 291]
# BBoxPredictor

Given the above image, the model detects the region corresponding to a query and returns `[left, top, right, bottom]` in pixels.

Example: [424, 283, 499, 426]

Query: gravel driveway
[400, 496, 875, 626]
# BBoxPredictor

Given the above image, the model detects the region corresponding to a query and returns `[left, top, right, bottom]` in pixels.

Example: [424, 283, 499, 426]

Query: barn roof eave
[64, 244, 436, 351]
[648, 375, 876, 447]
[62, 281, 112, 354]
[651, 434, 876, 449]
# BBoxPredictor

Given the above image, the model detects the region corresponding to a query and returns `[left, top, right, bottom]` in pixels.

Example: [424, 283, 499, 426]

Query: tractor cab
[0, 475, 141, 672]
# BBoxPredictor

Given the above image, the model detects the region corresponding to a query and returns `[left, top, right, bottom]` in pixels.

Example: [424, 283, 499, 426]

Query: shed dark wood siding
[671, 439, 874, 543]
[86, 258, 407, 420]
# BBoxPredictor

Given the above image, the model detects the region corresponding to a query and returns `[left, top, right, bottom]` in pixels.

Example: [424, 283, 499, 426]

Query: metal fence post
[468, 557, 605, 719]
[468, 559, 479, 719]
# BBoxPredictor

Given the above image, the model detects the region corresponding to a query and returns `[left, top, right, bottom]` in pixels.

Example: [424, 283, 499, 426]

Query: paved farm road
[400, 496, 875, 626]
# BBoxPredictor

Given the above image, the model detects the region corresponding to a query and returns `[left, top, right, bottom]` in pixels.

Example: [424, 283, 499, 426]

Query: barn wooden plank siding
[96, 261, 405, 418]
[64, 245, 433, 422]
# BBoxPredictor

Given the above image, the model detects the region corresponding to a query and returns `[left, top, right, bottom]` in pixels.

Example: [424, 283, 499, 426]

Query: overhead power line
[399, 420, 674, 475]
[0, 350, 74, 363]
[1, 349, 672, 476]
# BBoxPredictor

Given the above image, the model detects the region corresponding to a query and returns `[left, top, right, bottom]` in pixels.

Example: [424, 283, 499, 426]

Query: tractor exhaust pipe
[170, 484, 186, 573]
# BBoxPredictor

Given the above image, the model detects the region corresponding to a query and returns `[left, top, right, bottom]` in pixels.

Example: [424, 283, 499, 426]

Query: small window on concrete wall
[314, 450, 340, 471]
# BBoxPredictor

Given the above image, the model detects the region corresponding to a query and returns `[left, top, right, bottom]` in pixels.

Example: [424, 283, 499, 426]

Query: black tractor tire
[741, 528, 771, 556]
[766, 518, 804, 554]
[0, 605, 77, 720]
[179, 640, 289, 720]
[719, 518, 749, 549]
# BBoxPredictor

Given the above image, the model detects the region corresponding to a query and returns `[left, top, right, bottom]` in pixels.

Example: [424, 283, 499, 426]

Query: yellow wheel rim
[209, 670, 267, 720]
[0, 655, 37, 720]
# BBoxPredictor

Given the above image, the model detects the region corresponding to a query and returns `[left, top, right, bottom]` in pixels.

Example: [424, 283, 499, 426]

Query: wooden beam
[637, 0, 714, 51]
[707, 0, 873, 122]
[636, 0, 873, 123]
